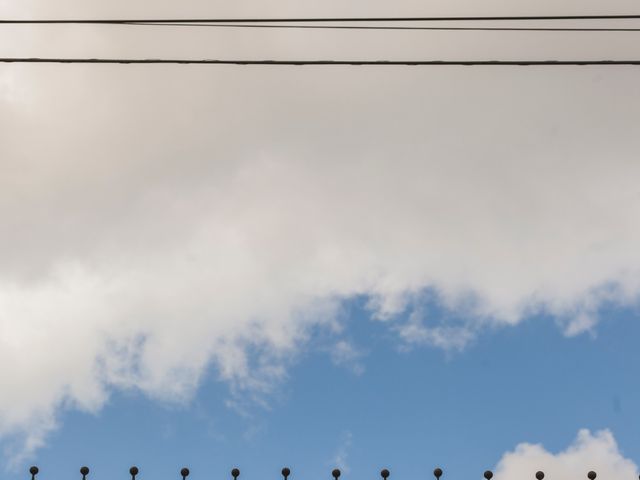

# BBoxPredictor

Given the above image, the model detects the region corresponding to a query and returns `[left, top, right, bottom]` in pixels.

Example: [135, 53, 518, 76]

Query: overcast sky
[1, 1, 640, 479]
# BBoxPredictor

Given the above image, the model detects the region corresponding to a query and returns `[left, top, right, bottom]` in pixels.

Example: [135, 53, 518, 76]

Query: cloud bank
[494, 430, 638, 480]
[2, 0, 640, 462]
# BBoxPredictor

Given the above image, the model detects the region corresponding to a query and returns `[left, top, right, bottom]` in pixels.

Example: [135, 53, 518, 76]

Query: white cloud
[332, 431, 354, 474]
[2, 0, 640, 463]
[494, 430, 638, 480]
[329, 340, 365, 375]
[396, 308, 476, 351]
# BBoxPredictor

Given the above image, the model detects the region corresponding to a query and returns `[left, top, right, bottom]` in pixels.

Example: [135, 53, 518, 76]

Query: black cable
[125, 22, 640, 32]
[2, 14, 640, 24]
[2, 58, 640, 65]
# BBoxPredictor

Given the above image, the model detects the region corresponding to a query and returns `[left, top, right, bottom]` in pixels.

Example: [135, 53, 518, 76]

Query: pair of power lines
[2, 13, 640, 66]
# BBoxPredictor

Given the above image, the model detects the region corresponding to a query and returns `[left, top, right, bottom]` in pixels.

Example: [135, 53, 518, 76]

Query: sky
[1, 0, 640, 479]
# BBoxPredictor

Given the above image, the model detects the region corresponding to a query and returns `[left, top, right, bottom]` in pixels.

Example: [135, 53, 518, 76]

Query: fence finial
[484, 471, 493, 480]
[332, 469, 341, 480]
[80, 467, 90, 480]
[130, 466, 139, 480]
[381, 469, 390, 479]
[433, 468, 443, 480]
[282, 468, 291, 480]
[587, 472, 597, 480]
[29, 466, 39, 480]
[536, 472, 544, 480]
[232, 468, 241, 480]
[181, 468, 190, 480]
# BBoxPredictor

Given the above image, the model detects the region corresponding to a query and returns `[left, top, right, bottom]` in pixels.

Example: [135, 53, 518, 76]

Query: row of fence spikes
[28, 466, 638, 480]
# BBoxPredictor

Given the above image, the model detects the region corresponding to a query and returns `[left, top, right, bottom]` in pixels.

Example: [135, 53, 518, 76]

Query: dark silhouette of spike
[130, 467, 139, 480]
[181, 468, 190, 480]
[536, 472, 544, 480]
[282, 468, 291, 480]
[587, 472, 597, 480]
[332, 469, 341, 480]
[484, 471, 493, 480]
[381, 470, 390, 479]
[80, 467, 90, 480]
[433, 468, 443, 480]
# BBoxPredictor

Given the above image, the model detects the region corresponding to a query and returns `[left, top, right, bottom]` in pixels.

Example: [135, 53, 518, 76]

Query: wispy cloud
[396, 308, 476, 352]
[329, 341, 366, 376]
[332, 431, 354, 474]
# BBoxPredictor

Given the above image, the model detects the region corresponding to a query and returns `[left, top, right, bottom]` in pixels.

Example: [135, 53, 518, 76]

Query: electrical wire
[122, 22, 640, 32]
[2, 14, 640, 25]
[2, 58, 640, 65]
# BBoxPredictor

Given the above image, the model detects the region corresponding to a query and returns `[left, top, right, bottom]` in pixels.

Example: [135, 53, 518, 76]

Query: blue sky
[10, 298, 639, 480]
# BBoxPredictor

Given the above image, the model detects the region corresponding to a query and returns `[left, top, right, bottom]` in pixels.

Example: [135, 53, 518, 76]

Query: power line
[2, 58, 640, 65]
[123, 22, 640, 32]
[2, 14, 640, 25]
